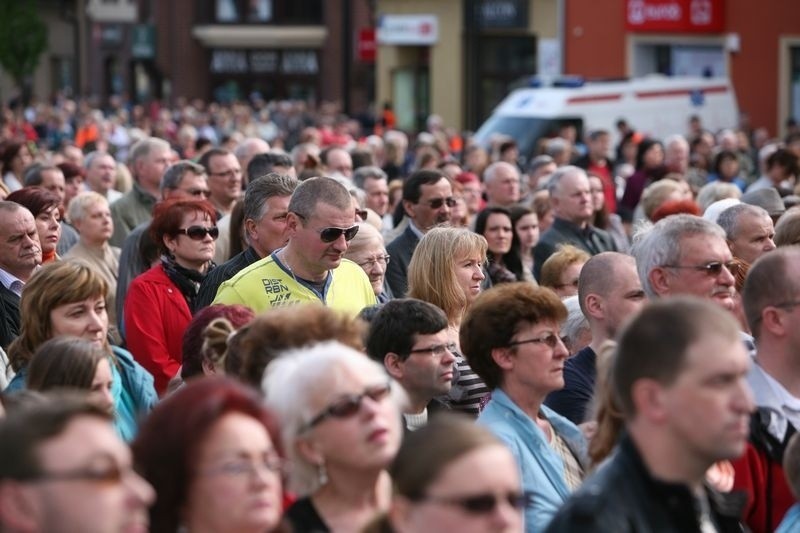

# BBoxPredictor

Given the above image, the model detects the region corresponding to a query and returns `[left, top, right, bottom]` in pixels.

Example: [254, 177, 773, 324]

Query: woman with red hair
[124, 198, 217, 395]
[133, 377, 289, 533]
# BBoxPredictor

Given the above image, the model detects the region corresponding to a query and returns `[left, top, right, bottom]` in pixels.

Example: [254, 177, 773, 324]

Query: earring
[317, 461, 328, 486]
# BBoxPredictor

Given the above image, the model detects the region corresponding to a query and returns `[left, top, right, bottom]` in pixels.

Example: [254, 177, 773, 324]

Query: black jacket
[0, 284, 20, 351]
[545, 434, 747, 533]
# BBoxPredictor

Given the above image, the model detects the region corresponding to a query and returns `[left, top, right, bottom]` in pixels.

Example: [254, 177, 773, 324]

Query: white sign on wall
[377, 14, 438, 46]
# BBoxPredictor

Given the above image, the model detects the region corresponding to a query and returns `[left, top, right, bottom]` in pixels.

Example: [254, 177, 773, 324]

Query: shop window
[211, 0, 321, 24]
[476, 36, 536, 124]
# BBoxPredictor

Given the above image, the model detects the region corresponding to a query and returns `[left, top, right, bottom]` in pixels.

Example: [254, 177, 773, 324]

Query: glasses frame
[28, 463, 131, 485]
[304, 383, 392, 431]
[421, 491, 533, 514]
[407, 342, 457, 358]
[421, 197, 457, 209]
[294, 212, 359, 243]
[176, 225, 220, 240]
[507, 333, 560, 349]
[356, 254, 391, 269]
[661, 260, 739, 276]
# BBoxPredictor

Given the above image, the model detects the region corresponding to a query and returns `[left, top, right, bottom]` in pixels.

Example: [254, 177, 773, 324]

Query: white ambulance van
[473, 75, 739, 164]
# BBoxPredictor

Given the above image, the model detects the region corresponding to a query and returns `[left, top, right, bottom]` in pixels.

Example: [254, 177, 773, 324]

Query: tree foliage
[0, 0, 48, 88]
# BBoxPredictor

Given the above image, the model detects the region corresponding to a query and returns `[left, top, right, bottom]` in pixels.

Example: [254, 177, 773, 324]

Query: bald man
[545, 252, 646, 423]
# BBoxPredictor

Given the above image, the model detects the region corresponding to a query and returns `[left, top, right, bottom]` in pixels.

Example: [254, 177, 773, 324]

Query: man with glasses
[199, 148, 243, 219]
[386, 169, 454, 297]
[0, 394, 155, 533]
[632, 214, 738, 312]
[366, 299, 456, 432]
[213, 176, 375, 314]
[533, 166, 617, 280]
[731, 247, 800, 533]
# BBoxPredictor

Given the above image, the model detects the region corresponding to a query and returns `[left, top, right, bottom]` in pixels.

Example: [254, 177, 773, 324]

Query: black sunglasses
[662, 260, 739, 277]
[423, 197, 457, 209]
[424, 491, 533, 514]
[176, 226, 220, 240]
[295, 213, 360, 243]
[305, 383, 391, 430]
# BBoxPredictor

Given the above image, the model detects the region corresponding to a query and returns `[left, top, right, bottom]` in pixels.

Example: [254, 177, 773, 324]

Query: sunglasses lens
[328, 397, 362, 418]
[208, 227, 220, 239]
[319, 228, 341, 243]
[186, 227, 206, 240]
[462, 495, 497, 513]
[429, 199, 444, 209]
[344, 225, 359, 241]
[445, 197, 457, 207]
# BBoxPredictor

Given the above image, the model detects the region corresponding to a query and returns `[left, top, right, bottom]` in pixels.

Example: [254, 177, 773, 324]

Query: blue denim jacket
[477, 388, 588, 533]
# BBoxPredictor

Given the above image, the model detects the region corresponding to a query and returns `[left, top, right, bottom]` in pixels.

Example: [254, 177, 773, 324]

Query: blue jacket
[5, 346, 157, 442]
[477, 388, 588, 533]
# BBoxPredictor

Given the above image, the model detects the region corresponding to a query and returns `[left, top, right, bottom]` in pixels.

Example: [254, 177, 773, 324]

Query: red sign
[358, 28, 376, 63]
[625, 0, 724, 33]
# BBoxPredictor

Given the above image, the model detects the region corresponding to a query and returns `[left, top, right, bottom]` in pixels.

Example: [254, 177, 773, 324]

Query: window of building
[790, 46, 800, 123]
[211, 0, 322, 24]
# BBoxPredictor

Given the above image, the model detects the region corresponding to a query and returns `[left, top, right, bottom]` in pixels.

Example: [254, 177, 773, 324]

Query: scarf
[160, 254, 210, 310]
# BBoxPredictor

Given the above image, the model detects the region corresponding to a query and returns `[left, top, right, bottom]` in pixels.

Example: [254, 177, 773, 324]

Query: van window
[474, 116, 583, 164]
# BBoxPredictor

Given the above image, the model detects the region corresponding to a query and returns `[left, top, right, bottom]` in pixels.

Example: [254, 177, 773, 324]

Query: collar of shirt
[748, 362, 800, 440]
[0, 268, 25, 296]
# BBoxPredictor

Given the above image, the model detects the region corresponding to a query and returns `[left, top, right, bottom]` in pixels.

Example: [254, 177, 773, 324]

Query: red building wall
[565, 0, 626, 79]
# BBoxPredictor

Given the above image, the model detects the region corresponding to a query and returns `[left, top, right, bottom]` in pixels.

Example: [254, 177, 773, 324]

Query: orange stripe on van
[566, 94, 622, 104]
[635, 86, 728, 99]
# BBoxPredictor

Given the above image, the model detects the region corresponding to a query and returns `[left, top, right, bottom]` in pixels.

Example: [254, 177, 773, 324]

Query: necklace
[278, 248, 299, 283]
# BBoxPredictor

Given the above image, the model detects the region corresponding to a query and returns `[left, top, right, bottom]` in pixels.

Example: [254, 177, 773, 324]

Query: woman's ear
[295, 435, 324, 467]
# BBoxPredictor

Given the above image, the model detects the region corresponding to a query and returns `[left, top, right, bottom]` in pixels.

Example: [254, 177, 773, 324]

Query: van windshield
[473, 116, 582, 164]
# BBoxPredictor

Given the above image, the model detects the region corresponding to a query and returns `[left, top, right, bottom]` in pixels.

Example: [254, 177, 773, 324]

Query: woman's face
[11, 145, 33, 174]
[165, 210, 216, 270]
[49, 295, 108, 347]
[720, 157, 740, 180]
[454, 254, 486, 306]
[553, 261, 585, 298]
[483, 213, 513, 256]
[514, 213, 539, 251]
[75, 201, 113, 245]
[392, 444, 523, 533]
[589, 176, 605, 212]
[504, 319, 569, 396]
[90, 357, 114, 414]
[186, 413, 284, 533]
[36, 205, 61, 255]
[301, 365, 402, 477]
[643, 144, 664, 168]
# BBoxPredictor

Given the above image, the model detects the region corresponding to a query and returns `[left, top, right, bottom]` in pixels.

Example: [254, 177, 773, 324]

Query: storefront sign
[377, 14, 438, 45]
[477, 0, 529, 29]
[625, 0, 724, 33]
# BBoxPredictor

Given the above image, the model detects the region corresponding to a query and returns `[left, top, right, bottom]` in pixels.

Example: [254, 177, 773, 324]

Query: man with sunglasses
[366, 299, 456, 432]
[730, 247, 800, 533]
[546, 297, 753, 532]
[213, 176, 376, 314]
[533, 166, 617, 281]
[0, 394, 155, 533]
[386, 169, 454, 297]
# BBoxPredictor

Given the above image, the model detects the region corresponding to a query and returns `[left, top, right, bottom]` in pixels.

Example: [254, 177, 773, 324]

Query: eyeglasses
[176, 226, 220, 240]
[355, 208, 369, 220]
[662, 260, 739, 276]
[507, 333, 561, 349]
[357, 255, 391, 269]
[202, 455, 288, 479]
[421, 197, 457, 209]
[295, 213, 359, 243]
[29, 462, 134, 486]
[422, 491, 533, 514]
[408, 342, 457, 358]
[183, 187, 212, 198]
[305, 383, 392, 430]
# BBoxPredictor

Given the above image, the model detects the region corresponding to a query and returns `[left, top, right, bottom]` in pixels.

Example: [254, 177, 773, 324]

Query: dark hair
[57, 161, 85, 182]
[197, 148, 232, 174]
[613, 296, 739, 417]
[509, 205, 536, 275]
[461, 283, 566, 389]
[6, 187, 62, 218]
[236, 304, 365, 388]
[0, 140, 28, 173]
[634, 138, 662, 171]
[132, 378, 283, 533]
[366, 299, 448, 362]
[181, 304, 255, 380]
[27, 337, 107, 392]
[149, 198, 217, 254]
[767, 148, 800, 176]
[474, 206, 524, 280]
[247, 152, 293, 181]
[713, 150, 739, 178]
[0, 393, 112, 481]
[401, 169, 448, 204]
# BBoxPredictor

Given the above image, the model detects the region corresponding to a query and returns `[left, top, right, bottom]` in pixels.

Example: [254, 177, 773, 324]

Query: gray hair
[159, 160, 206, 193]
[561, 295, 590, 354]
[83, 150, 113, 171]
[717, 203, 770, 240]
[631, 214, 726, 298]
[352, 166, 387, 190]
[696, 181, 742, 212]
[23, 163, 61, 187]
[67, 191, 108, 224]
[262, 340, 402, 495]
[243, 173, 298, 224]
[128, 137, 170, 167]
[482, 161, 519, 185]
[546, 165, 586, 197]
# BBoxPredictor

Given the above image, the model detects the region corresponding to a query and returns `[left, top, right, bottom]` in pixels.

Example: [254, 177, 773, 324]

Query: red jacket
[731, 412, 796, 533]
[124, 264, 191, 396]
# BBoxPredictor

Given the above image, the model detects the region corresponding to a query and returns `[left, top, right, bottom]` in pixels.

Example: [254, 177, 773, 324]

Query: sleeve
[123, 278, 180, 396]
[211, 280, 247, 307]
[384, 249, 408, 298]
[109, 204, 132, 247]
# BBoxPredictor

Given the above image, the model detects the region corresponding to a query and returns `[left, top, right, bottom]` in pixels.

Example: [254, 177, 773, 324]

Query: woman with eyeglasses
[5, 260, 157, 441]
[375, 414, 524, 533]
[538, 244, 590, 299]
[408, 226, 490, 416]
[133, 377, 289, 533]
[264, 340, 403, 533]
[461, 282, 588, 532]
[345, 222, 393, 302]
[124, 198, 218, 396]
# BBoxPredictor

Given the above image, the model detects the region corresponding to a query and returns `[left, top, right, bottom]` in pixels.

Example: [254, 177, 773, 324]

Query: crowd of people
[2, 94, 800, 532]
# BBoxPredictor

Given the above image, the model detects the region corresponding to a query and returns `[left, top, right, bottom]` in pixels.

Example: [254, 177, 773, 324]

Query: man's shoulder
[220, 255, 281, 288]
[387, 226, 418, 252]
